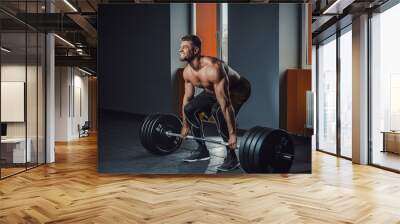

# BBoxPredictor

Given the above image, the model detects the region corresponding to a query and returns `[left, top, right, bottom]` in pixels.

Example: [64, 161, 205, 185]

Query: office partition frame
[0, 0, 47, 180]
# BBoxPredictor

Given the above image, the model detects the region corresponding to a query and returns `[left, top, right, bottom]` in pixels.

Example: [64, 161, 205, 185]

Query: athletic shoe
[183, 148, 210, 162]
[217, 153, 240, 171]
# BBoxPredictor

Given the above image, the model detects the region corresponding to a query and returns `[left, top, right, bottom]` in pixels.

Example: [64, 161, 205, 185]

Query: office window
[339, 28, 352, 158]
[371, 2, 400, 171]
[317, 36, 337, 154]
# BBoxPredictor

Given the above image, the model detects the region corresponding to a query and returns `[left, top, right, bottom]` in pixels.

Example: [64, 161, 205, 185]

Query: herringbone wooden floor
[1, 135, 400, 224]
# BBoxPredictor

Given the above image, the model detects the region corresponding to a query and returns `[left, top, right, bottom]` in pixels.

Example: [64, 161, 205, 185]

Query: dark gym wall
[228, 4, 280, 129]
[171, 4, 191, 115]
[279, 4, 301, 79]
[98, 4, 189, 115]
[98, 4, 301, 127]
[279, 4, 301, 128]
[228, 4, 301, 129]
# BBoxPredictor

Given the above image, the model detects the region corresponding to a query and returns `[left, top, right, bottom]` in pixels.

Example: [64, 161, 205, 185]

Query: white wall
[1, 65, 42, 137]
[55, 67, 69, 141]
[1, 65, 28, 140]
[72, 73, 89, 138]
[55, 67, 89, 141]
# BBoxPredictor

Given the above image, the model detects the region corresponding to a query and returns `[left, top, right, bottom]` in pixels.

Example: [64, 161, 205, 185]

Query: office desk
[1, 138, 32, 163]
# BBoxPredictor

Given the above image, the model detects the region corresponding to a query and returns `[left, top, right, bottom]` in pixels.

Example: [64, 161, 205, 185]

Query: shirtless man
[178, 35, 251, 171]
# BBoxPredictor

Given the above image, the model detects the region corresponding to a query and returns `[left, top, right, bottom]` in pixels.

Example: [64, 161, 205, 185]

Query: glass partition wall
[316, 26, 353, 159]
[370, 2, 400, 171]
[0, 2, 46, 179]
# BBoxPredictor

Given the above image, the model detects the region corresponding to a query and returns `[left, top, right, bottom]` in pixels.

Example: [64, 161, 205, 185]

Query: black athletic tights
[184, 90, 229, 149]
[183, 79, 251, 150]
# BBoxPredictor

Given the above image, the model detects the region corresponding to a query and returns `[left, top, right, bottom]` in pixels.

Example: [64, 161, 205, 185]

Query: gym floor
[98, 110, 311, 174]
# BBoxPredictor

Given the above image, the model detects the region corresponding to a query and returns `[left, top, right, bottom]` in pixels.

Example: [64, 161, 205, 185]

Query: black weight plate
[258, 130, 276, 173]
[141, 113, 159, 151]
[142, 113, 160, 150]
[139, 115, 148, 144]
[151, 114, 183, 155]
[145, 114, 163, 153]
[245, 127, 266, 173]
[238, 129, 253, 170]
[140, 113, 157, 148]
[250, 128, 270, 173]
[239, 126, 263, 173]
[270, 131, 294, 173]
[260, 129, 294, 173]
[140, 114, 153, 148]
[243, 127, 264, 173]
[253, 128, 276, 173]
[255, 129, 272, 173]
[140, 114, 150, 138]
[144, 114, 182, 155]
[239, 127, 257, 172]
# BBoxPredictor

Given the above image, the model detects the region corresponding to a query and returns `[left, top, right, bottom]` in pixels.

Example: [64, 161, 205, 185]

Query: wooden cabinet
[283, 69, 312, 136]
[382, 131, 400, 154]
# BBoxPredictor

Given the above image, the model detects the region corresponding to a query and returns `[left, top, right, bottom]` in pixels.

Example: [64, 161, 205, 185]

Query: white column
[46, 0, 55, 163]
[352, 14, 369, 164]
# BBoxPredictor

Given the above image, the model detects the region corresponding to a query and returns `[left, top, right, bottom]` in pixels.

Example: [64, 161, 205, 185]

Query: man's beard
[181, 52, 196, 62]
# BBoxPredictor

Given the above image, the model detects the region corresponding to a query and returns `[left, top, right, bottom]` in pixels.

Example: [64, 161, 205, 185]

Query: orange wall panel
[196, 3, 217, 57]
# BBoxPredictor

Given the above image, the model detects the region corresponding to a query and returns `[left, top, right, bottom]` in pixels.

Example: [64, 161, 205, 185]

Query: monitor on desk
[1, 123, 7, 138]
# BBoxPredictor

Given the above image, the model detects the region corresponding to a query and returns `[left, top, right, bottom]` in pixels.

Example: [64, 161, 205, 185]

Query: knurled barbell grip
[165, 131, 231, 147]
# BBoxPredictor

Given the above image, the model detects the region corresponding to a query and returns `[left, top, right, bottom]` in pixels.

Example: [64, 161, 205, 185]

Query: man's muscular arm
[210, 66, 237, 149]
[181, 73, 195, 137]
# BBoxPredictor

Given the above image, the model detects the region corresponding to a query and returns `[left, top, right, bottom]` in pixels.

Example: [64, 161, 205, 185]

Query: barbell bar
[139, 113, 295, 173]
[164, 131, 294, 161]
[165, 131, 231, 147]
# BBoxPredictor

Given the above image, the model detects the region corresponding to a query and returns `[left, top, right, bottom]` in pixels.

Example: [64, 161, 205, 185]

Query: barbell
[139, 113, 295, 173]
